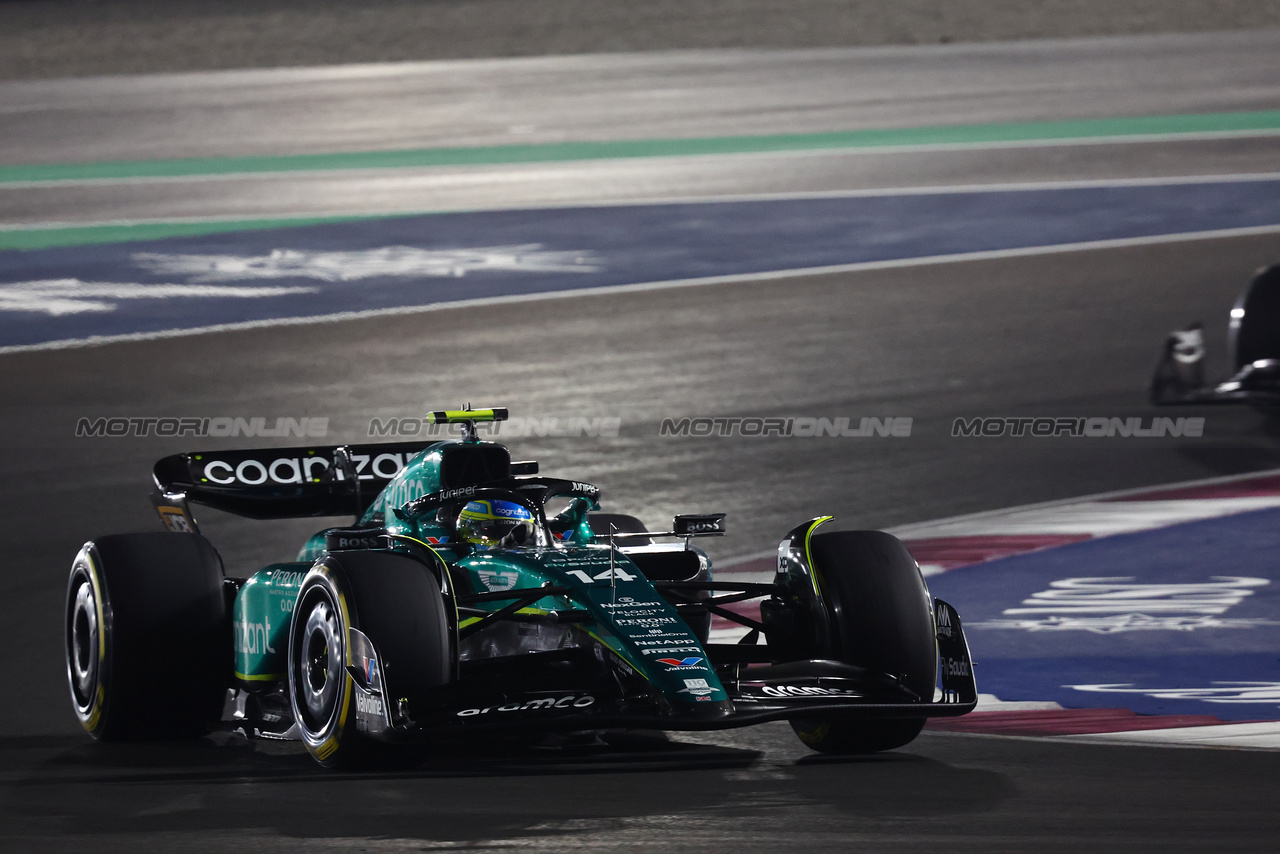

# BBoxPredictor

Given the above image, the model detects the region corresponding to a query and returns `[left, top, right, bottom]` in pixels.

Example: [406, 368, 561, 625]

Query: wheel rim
[68, 576, 98, 708]
[296, 593, 343, 731]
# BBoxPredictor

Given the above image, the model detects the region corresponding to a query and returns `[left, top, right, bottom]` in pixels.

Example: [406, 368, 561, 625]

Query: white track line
[1056, 722, 1280, 751]
[886, 466, 1280, 540]
[5, 223, 1280, 356]
[898, 497, 1280, 540]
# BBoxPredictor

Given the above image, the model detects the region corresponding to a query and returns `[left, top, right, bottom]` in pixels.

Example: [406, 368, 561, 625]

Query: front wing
[346, 599, 977, 739]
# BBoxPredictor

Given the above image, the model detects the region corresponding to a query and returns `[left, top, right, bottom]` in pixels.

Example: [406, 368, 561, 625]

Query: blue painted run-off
[3, 179, 1280, 348]
[927, 507, 1280, 720]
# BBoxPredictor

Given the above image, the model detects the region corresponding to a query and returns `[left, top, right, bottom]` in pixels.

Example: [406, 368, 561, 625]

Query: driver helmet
[456, 498, 533, 549]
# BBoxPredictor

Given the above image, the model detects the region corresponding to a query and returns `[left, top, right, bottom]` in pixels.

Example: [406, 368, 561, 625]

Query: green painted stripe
[0, 213, 406, 252]
[5, 108, 1279, 252]
[3, 110, 1279, 185]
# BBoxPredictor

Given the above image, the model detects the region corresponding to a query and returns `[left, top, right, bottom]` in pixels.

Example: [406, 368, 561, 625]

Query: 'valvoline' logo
[657, 657, 703, 668]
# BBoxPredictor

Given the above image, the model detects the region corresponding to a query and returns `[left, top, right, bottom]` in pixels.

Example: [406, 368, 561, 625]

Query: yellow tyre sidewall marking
[79, 549, 107, 733]
[310, 565, 353, 762]
[803, 516, 834, 599]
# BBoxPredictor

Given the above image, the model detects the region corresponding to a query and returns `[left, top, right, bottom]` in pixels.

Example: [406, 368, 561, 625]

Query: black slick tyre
[789, 530, 936, 755]
[65, 532, 228, 740]
[287, 550, 451, 768]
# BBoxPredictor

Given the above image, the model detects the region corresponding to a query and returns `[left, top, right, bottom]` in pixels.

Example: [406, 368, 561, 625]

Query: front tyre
[792, 717, 925, 754]
[789, 530, 936, 755]
[288, 563, 358, 767]
[288, 552, 453, 768]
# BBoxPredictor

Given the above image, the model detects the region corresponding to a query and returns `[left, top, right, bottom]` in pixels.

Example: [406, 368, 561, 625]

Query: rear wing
[152, 441, 437, 524]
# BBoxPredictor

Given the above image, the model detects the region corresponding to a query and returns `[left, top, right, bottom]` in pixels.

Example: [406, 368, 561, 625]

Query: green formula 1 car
[65, 408, 976, 768]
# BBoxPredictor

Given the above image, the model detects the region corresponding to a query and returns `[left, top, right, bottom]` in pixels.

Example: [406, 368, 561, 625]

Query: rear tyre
[65, 533, 228, 740]
[288, 551, 452, 768]
[789, 530, 936, 755]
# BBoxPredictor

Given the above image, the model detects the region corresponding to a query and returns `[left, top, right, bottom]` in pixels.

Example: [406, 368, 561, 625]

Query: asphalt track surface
[5, 0, 1280, 80]
[2, 33, 1280, 851]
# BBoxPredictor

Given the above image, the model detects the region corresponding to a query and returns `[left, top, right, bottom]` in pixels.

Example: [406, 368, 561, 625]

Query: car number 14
[566, 567, 638, 584]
